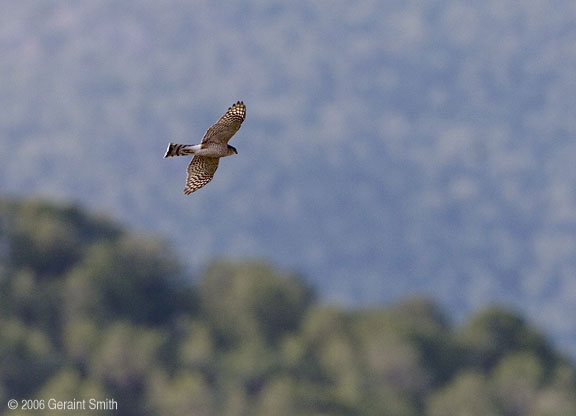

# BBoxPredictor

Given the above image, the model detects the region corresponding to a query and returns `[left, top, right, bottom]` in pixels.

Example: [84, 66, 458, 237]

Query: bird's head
[228, 145, 238, 155]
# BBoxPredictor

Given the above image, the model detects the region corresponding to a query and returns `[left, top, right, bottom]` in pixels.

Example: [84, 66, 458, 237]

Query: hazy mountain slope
[2, 0, 576, 353]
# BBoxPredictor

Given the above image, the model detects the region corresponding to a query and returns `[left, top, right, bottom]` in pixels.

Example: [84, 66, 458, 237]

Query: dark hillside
[0, 197, 575, 415]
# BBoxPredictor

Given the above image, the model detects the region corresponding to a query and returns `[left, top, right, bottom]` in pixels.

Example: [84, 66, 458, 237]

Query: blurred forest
[2, 0, 576, 358]
[1, 197, 576, 416]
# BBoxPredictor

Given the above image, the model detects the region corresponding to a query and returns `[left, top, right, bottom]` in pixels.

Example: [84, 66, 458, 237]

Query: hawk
[164, 101, 246, 194]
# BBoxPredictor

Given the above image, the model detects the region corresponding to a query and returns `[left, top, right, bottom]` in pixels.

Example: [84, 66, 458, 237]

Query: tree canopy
[0, 197, 575, 415]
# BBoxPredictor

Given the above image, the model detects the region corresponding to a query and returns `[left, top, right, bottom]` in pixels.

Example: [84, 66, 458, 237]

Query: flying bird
[164, 101, 246, 194]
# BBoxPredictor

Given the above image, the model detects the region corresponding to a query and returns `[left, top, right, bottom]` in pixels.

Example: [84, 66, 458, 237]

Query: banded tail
[164, 143, 201, 158]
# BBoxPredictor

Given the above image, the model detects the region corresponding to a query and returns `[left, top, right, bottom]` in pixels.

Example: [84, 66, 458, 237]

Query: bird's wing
[201, 101, 246, 144]
[184, 156, 220, 194]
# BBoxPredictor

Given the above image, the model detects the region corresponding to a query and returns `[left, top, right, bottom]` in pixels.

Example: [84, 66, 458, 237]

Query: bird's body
[164, 101, 246, 194]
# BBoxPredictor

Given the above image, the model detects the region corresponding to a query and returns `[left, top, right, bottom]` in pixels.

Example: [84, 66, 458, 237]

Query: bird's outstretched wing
[184, 156, 220, 194]
[201, 101, 246, 144]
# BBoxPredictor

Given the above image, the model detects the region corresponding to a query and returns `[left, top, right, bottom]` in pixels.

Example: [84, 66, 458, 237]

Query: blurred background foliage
[4, 0, 576, 358]
[1, 197, 575, 415]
